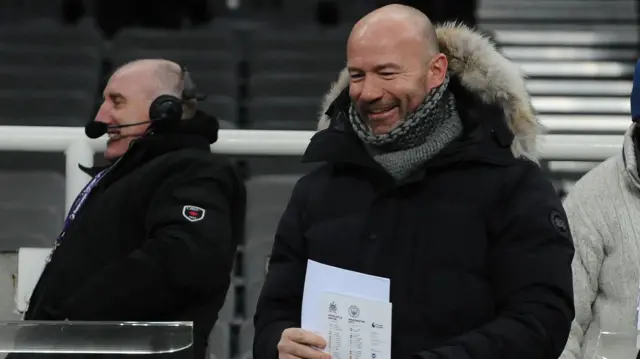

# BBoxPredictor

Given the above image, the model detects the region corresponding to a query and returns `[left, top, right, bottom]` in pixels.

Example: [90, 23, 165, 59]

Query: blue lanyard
[55, 169, 108, 242]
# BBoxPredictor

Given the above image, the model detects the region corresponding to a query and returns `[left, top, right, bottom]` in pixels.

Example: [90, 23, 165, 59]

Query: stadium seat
[246, 97, 319, 130]
[218, 284, 236, 323]
[245, 27, 349, 55]
[111, 27, 240, 54]
[248, 73, 334, 99]
[207, 321, 231, 359]
[501, 46, 637, 61]
[0, 171, 64, 208]
[195, 72, 239, 101]
[197, 96, 239, 125]
[0, 66, 100, 94]
[243, 240, 273, 285]
[0, 90, 95, 126]
[491, 29, 638, 46]
[0, 203, 61, 250]
[245, 175, 299, 241]
[0, 20, 102, 48]
[540, 114, 629, 134]
[0, 45, 102, 68]
[0, 174, 64, 248]
[531, 96, 629, 114]
[244, 280, 264, 319]
[518, 61, 633, 78]
[480, 5, 636, 22]
[0, 21, 102, 128]
[238, 320, 255, 356]
[0, 1, 67, 24]
[525, 79, 632, 96]
[248, 51, 345, 75]
[0, 170, 64, 251]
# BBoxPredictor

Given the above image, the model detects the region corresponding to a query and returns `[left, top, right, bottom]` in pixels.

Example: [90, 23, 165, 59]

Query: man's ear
[428, 53, 449, 88]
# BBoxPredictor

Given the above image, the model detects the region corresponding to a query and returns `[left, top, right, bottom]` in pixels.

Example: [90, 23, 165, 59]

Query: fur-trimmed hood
[317, 23, 541, 162]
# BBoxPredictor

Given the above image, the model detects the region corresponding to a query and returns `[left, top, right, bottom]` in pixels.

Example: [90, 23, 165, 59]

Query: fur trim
[317, 22, 541, 162]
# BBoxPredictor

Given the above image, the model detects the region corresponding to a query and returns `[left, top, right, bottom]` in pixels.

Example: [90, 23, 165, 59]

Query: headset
[148, 64, 206, 126]
[85, 63, 206, 139]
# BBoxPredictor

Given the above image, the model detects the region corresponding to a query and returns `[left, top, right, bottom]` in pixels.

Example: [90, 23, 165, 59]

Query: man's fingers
[280, 328, 330, 359]
[278, 353, 302, 359]
[286, 341, 328, 359]
[285, 328, 327, 347]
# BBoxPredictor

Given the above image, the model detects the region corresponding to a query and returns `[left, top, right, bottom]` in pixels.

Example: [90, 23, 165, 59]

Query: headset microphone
[84, 120, 152, 139]
[85, 122, 107, 139]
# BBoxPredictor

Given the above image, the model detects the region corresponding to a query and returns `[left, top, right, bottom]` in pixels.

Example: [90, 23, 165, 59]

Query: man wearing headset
[18, 59, 246, 359]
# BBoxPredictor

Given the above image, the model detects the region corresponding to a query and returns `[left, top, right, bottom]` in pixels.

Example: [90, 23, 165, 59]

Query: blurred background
[0, 0, 635, 358]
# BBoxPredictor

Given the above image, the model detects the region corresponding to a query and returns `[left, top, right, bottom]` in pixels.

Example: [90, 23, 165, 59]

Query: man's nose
[94, 103, 111, 124]
[359, 78, 384, 103]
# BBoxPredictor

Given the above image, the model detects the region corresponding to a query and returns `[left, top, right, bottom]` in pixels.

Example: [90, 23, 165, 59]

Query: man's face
[347, 28, 447, 135]
[94, 69, 153, 160]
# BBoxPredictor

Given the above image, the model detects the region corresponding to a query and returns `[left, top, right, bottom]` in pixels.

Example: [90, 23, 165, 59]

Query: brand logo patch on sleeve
[549, 210, 570, 239]
[182, 205, 205, 222]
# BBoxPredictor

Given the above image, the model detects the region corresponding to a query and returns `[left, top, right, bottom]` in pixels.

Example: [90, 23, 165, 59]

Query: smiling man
[253, 5, 574, 359]
[18, 59, 246, 359]
[97, 59, 199, 159]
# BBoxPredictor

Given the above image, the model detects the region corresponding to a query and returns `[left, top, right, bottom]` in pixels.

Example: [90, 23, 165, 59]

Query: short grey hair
[153, 62, 198, 120]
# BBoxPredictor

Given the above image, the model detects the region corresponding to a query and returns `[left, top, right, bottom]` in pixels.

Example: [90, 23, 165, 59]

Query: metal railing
[0, 118, 628, 214]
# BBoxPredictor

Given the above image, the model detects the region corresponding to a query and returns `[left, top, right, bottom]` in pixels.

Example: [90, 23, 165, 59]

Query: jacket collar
[622, 123, 640, 189]
[315, 23, 542, 164]
[80, 110, 219, 177]
[302, 75, 518, 177]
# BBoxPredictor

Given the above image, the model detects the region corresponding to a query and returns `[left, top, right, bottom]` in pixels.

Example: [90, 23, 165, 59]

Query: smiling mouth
[107, 132, 122, 141]
[367, 106, 397, 119]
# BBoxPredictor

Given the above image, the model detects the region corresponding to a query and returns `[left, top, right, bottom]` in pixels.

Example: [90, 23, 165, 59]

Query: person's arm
[414, 163, 575, 359]
[253, 178, 310, 359]
[55, 164, 241, 320]
[559, 188, 606, 359]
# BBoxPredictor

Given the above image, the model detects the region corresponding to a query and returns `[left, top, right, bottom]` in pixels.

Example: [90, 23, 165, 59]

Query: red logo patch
[182, 205, 205, 222]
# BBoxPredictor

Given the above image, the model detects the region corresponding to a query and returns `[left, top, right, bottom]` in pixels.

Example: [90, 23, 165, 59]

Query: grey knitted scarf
[348, 73, 463, 180]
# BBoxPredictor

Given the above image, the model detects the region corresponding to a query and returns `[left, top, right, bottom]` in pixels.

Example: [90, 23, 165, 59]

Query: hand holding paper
[301, 260, 392, 359]
[278, 328, 331, 359]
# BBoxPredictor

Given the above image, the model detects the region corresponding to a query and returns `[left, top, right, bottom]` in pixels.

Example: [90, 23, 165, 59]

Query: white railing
[0, 120, 629, 214]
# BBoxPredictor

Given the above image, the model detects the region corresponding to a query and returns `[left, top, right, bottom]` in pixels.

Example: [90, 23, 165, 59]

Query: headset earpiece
[149, 94, 183, 123]
[147, 63, 205, 127]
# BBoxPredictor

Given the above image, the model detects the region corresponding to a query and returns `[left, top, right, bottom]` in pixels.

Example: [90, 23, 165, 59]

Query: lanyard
[56, 168, 108, 244]
[20, 168, 109, 318]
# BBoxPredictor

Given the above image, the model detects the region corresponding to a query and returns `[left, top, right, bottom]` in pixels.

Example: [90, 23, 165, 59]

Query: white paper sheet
[301, 259, 390, 335]
[321, 291, 392, 359]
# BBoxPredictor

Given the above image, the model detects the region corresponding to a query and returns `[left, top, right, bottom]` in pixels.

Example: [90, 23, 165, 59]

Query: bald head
[349, 4, 438, 60]
[114, 59, 184, 99]
[345, 4, 448, 135]
[112, 59, 198, 119]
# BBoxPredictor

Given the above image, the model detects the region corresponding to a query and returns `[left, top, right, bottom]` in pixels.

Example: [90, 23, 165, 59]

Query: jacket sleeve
[559, 185, 606, 359]
[57, 164, 240, 320]
[253, 178, 309, 359]
[415, 163, 575, 359]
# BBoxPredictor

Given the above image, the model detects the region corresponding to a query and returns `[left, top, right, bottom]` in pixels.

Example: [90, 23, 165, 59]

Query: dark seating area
[0, 0, 637, 358]
[0, 14, 352, 359]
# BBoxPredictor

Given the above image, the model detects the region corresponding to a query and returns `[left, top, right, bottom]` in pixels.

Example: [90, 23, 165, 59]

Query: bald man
[20, 59, 246, 359]
[253, 5, 573, 359]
